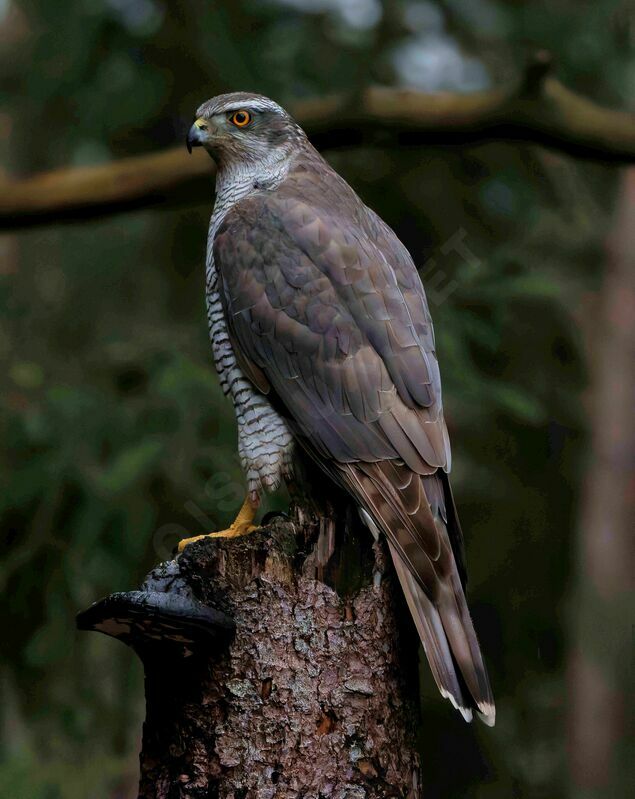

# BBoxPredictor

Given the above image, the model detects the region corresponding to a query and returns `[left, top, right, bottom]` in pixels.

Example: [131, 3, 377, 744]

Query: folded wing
[213, 158, 494, 723]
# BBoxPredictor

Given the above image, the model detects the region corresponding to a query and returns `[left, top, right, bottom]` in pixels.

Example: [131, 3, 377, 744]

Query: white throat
[212, 149, 292, 227]
[205, 146, 294, 300]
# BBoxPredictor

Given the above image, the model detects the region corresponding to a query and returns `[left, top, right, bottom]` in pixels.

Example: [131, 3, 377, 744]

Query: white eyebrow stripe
[195, 94, 288, 119]
[219, 100, 283, 114]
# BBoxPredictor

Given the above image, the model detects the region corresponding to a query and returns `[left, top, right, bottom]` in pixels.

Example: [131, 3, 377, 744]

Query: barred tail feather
[339, 461, 495, 725]
[389, 540, 495, 726]
[388, 542, 473, 722]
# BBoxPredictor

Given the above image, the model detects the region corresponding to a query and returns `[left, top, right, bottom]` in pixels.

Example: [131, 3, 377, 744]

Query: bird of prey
[181, 92, 494, 725]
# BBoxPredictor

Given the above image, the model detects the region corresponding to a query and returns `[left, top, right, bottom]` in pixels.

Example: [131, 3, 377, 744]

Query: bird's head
[186, 92, 304, 168]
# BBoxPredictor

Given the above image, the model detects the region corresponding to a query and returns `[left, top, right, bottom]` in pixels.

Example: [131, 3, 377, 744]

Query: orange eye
[230, 110, 252, 127]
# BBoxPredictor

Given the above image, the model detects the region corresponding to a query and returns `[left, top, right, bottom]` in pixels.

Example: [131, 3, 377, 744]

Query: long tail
[342, 462, 495, 725]
[388, 541, 495, 725]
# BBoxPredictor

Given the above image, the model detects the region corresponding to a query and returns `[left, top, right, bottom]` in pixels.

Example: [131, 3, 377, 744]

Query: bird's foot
[178, 495, 259, 553]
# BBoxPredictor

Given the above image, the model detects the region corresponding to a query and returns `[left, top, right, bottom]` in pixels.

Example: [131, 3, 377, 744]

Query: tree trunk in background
[567, 169, 635, 797]
[80, 503, 421, 798]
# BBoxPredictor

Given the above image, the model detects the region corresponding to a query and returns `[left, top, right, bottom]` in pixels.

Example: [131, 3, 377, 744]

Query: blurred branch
[3, 52, 635, 230]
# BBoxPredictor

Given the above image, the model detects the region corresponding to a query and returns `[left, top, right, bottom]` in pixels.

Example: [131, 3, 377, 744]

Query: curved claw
[177, 524, 259, 553]
[177, 495, 260, 553]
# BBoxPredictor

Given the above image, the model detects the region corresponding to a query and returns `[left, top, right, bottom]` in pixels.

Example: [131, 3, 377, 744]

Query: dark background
[0, 1, 632, 797]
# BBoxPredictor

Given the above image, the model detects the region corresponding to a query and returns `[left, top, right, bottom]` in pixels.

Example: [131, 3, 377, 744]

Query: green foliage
[0, 753, 136, 799]
[0, 1, 631, 797]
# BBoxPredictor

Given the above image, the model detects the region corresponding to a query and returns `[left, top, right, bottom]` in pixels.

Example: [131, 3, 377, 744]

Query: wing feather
[212, 153, 493, 721]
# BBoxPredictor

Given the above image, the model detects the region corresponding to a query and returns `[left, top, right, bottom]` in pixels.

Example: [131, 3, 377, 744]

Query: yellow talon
[177, 495, 259, 553]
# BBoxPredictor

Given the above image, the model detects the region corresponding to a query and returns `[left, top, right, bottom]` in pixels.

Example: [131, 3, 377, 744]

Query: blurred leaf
[95, 438, 164, 495]
[488, 383, 547, 425]
[0, 0, 623, 796]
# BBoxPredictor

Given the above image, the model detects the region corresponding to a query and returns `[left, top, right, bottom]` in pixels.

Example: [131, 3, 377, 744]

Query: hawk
[182, 92, 494, 725]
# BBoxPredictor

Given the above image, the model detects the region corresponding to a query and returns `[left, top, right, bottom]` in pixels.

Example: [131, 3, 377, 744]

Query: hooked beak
[186, 118, 209, 153]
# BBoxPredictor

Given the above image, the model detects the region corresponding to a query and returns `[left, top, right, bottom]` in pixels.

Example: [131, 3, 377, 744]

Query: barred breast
[205, 168, 295, 500]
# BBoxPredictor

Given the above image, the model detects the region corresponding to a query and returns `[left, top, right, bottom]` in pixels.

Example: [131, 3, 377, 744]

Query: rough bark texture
[82, 503, 422, 798]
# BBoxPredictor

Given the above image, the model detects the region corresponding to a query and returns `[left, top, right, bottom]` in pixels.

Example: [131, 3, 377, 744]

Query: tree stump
[77, 503, 421, 798]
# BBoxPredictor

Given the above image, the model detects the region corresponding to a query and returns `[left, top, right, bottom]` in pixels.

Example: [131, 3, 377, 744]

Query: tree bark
[566, 169, 635, 797]
[78, 503, 422, 798]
